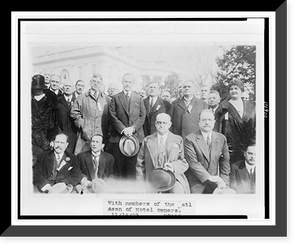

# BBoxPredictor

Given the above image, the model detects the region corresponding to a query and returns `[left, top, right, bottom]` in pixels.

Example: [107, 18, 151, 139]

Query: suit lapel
[151, 97, 164, 114]
[118, 92, 129, 116]
[195, 131, 210, 161]
[144, 98, 150, 117]
[146, 133, 158, 168]
[84, 152, 95, 180]
[60, 95, 70, 110]
[46, 151, 55, 175]
[177, 98, 186, 111]
[97, 152, 106, 178]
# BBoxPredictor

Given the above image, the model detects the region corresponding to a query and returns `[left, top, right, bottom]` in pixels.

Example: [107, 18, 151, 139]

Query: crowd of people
[31, 72, 256, 195]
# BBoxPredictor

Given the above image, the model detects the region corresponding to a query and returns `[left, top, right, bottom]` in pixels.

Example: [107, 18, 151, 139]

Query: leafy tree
[163, 72, 182, 98]
[212, 45, 256, 102]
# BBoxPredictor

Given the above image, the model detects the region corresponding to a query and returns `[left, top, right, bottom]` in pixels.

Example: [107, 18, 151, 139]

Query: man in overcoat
[171, 80, 207, 139]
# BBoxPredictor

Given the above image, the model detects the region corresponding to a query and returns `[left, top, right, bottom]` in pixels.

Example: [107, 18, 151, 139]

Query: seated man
[184, 109, 231, 194]
[230, 144, 256, 194]
[77, 134, 115, 186]
[136, 113, 190, 194]
[33, 133, 85, 193]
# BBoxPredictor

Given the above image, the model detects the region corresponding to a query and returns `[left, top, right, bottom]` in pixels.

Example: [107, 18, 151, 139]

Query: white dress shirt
[245, 161, 255, 175]
[229, 98, 244, 118]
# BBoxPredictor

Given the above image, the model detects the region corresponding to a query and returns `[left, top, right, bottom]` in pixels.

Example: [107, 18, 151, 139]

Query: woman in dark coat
[215, 79, 256, 164]
[31, 74, 61, 155]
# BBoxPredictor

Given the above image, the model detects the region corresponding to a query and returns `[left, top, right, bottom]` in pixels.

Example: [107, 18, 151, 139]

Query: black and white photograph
[8, 8, 288, 238]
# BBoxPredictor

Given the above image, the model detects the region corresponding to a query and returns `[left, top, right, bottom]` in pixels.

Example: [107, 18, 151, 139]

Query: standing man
[70, 74, 110, 155]
[161, 90, 172, 103]
[136, 113, 190, 193]
[74, 80, 85, 99]
[184, 109, 230, 194]
[230, 144, 256, 194]
[143, 82, 172, 137]
[77, 134, 115, 184]
[200, 84, 210, 103]
[171, 80, 208, 139]
[49, 74, 63, 97]
[108, 73, 146, 180]
[207, 90, 222, 132]
[57, 80, 77, 153]
[33, 133, 84, 193]
[31, 74, 60, 156]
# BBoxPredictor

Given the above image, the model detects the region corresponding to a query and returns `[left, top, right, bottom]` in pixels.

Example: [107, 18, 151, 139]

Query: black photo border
[5, 2, 286, 237]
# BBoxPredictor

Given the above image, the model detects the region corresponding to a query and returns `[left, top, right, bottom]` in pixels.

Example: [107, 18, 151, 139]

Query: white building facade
[32, 46, 178, 93]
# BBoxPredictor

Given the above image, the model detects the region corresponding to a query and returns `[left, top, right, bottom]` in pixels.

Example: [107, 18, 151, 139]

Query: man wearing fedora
[184, 109, 231, 194]
[136, 113, 190, 193]
[71, 74, 110, 155]
[143, 82, 172, 137]
[77, 134, 115, 187]
[108, 73, 146, 180]
[33, 133, 85, 193]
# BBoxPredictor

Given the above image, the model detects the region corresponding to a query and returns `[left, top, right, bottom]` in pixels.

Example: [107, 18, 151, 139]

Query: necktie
[126, 92, 130, 100]
[206, 136, 211, 148]
[93, 156, 98, 179]
[56, 155, 61, 165]
[150, 98, 154, 108]
[93, 91, 98, 100]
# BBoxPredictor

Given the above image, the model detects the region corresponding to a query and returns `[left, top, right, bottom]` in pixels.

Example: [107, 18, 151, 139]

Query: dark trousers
[105, 142, 138, 180]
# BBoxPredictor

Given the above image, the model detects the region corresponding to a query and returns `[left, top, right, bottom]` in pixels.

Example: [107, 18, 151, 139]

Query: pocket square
[68, 166, 73, 171]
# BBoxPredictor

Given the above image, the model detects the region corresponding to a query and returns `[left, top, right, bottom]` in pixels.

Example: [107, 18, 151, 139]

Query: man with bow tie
[33, 133, 85, 193]
[184, 109, 230, 194]
[71, 74, 110, 155]
[58, 80, 77, 153]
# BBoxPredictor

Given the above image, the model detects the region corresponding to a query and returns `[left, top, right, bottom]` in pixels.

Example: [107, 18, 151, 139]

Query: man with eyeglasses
[71, 74, 110, 155]
[136, 113, 190, 193]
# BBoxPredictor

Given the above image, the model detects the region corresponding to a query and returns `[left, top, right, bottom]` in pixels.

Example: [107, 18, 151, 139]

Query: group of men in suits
[32, 72, 256, 195]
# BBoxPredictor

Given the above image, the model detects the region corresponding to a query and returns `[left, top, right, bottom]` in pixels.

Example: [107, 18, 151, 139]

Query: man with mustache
[33, 133, 85, 193]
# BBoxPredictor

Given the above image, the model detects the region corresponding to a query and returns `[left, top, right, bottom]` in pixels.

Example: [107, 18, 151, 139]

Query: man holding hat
[136, 113, 190, 193]
[108, 73, 146, 180]
[31, 74, 61, 156]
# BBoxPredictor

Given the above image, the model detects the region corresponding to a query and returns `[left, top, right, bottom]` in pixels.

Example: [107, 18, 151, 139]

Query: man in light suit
[108, 73, 146, 180]
[77, 134, 115, 185]
[143, 82, 172, 137]
[136, 113, 190, 194]
[184, 109, 230, 194]
[171, 80, 208, 139]
[33, 133, 85, 193]
[230, 144, 256, 194]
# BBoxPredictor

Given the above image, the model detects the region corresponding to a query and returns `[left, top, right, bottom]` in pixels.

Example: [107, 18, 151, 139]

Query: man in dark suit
[58, 80, 77, 153]
[108, 73, 146, 180]
[184, 109, 230, 194]
[143, 82, 172, 137]
[207, 90, 222, 132]
[77, 134, 115, 186]
[230, 144, 256, 194]
[33, 133, 84, 193]
[171, 80, 208, 139]
[49, 74, 63, 97]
